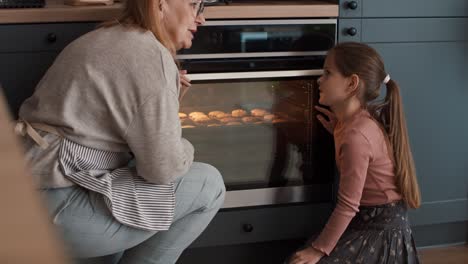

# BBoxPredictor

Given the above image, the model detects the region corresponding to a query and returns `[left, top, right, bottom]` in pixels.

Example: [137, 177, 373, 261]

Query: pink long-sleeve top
[311, 110, 402, 255]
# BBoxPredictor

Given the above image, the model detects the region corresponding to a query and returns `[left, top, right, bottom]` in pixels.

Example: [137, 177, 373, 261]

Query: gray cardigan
[19, 25, 194, 188]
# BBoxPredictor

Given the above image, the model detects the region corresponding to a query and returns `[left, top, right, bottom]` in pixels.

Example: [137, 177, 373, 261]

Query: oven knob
[242, 223, 254, 233]
[47, 33, 57, 43]
[346, 27, 358, 36]
[347, 1, 358, 10]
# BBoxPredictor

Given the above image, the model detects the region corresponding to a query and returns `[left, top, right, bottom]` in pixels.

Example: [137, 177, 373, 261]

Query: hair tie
[383, 74, 391, 84]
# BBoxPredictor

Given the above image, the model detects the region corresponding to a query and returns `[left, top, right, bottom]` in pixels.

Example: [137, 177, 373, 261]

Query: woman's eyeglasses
[190, 0, 205, 17]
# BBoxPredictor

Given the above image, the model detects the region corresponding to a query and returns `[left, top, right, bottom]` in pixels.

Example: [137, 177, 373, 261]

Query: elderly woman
[16, 0, 225, 263]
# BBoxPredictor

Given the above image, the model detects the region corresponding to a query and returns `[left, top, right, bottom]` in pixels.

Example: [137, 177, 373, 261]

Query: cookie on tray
[189, 111, 206, 119]
[208, 110, 227, 119]
[231, 109, 247, 118]
[263, 114, 276, 122]
[179, 112, 188, 119]
[250, 108, 269, 117]
[241, 116, 259, 124]
[220, 117, 240, 124]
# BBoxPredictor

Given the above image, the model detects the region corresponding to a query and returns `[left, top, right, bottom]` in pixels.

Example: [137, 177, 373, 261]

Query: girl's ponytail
[383, 79, 421, 208]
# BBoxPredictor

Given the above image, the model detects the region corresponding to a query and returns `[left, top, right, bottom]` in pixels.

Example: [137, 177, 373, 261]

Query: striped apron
[14, 119, 175, 231]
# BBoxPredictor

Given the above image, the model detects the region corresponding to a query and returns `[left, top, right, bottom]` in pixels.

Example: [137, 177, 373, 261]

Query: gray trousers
[41, 162, 225, 264]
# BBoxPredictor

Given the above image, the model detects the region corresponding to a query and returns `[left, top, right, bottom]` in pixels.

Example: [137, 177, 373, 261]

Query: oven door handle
[186, 69, 323, 81]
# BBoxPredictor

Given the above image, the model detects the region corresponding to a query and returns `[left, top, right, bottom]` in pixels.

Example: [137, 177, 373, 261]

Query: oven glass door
[181, 70, 335, 208]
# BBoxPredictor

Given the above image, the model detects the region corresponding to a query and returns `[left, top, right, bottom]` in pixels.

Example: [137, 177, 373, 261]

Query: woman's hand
[288, 246, 325, 264]
[315, 106, 337, 134]
[179, 70, 191, 102]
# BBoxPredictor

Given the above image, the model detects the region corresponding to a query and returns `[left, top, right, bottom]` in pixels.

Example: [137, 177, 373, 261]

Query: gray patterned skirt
[317, 200, 420, 264]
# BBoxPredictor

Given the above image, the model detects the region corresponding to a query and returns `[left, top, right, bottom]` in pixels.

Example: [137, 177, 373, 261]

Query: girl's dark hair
[330, 42, 421, 208]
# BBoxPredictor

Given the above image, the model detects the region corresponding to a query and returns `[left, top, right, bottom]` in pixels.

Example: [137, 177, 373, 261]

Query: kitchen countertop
[0, 0, 338, 24]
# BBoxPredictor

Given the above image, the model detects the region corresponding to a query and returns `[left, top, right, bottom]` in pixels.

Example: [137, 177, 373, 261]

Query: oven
[177, 19, 337, 208]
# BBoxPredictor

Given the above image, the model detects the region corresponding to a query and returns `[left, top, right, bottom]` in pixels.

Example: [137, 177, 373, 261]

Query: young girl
[288, 42, 421, 264]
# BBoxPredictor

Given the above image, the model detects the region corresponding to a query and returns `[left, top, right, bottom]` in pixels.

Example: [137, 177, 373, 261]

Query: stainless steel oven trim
[177, 51, 327, 60]
[203, 19, 337, 26]
[223, 185, 330, 208]
[186, 69, 323, 81]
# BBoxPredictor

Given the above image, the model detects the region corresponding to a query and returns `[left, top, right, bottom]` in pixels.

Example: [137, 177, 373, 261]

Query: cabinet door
[190, 203, 332, 248]
[0, 23, 96, 53]
[361, 18, 468, 43]
[339, 0, 362, 18]
[361, 0, 468, 17]
[369, 42, 468, 226]
[337, 19, 361, 43]
[340, 18, 468, 44]
[0, 53, 57, 116]
[179, 238, 304, 264]
[0, 23, 97, 116]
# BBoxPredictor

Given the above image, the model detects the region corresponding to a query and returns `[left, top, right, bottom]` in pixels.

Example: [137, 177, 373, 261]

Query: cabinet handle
[347, 1, 358, 10]
[346, 27, 358, 36]
[47, 33, 57, 43]
[242, 223, 254, 233]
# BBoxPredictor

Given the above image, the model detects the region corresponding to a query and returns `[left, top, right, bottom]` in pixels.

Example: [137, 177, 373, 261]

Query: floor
[419, 245, 468, 264]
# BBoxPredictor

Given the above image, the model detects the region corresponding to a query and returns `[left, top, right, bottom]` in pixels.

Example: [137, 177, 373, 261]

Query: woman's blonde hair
[330, 42, 421, 208]
[101, 0, 176, 56]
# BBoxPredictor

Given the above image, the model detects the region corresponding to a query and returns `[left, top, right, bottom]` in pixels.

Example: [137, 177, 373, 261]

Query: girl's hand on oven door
[315, 105, 337, 134]
[288, 246, 324, 264]
[179, 70, 191, 102]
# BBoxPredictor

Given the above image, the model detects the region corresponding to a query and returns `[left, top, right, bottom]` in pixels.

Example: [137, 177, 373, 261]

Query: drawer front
[0, 23, 96, 53]
[361, 0, 468, 18]
[361, 18, 468, 43]
[190, 203, 332, 248]
[339, 0, 362, 18]
[338, 19, 362, 43]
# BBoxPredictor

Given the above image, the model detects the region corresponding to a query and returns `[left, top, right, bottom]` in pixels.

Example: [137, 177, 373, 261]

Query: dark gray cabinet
[339, 0, 362, 18]
[339, 1, 468, 247]
[177, 203, 332, 264]
[190, 203, 331, 248]
[362, 18, 468, 43]
[339, 18, 468, 43]
[0, 23, 96, 53]
[340, 0, 468, 18]
[0, 23, 96, 116]
[0, 53, 57, 116]
[370, 41, 468, 226]
[337, 18, 361, 42]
